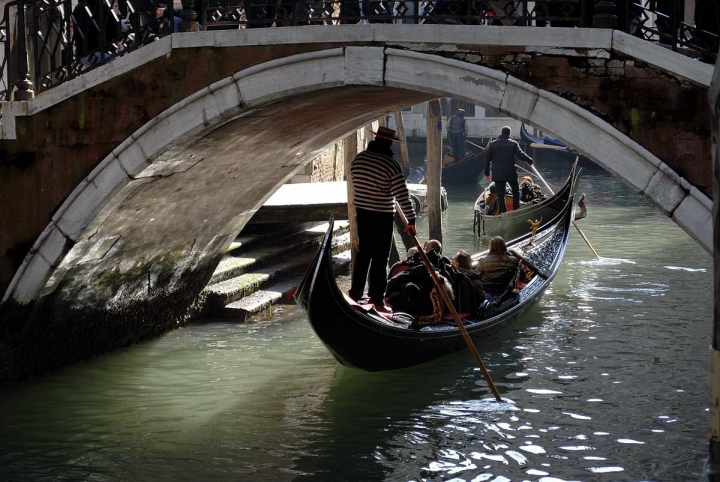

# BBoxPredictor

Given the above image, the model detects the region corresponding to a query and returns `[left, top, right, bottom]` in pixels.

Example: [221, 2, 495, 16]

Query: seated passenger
[386, 262, 453, 324]
[451, 249, 473, 270]
[388, 246, 420, 278]
[475, 236, 519, 296]
[483, 183, 500, 215]
[519, 176, 546, 204]
[423, 239, 442, 254]
[451, 250, 485, 313]
[423, 239, 456, 286]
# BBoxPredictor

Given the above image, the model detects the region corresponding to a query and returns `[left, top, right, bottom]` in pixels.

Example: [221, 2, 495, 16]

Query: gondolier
[447, 108, 468, 160]
[484, 125, 534, 213]
[348, 126, 417, 308]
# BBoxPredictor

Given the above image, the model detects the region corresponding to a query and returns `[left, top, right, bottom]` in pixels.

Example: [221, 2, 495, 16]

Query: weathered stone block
[643, 169, 686, 214]
[501, 76, 539, 123]
[237, 49, 345, 107]
[672, 194, 713, 249]
[345, 47, 385, 86]
[53, 158, 129, 241]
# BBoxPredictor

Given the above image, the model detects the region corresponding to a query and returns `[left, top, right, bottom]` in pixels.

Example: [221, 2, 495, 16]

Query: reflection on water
[0, 164, 712, 481]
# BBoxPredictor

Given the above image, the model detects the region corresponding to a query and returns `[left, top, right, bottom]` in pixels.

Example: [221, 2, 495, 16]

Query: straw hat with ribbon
[371, 126, 401, 142]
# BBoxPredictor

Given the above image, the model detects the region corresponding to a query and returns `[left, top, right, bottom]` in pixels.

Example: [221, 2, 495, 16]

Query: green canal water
[0, 162, 713, 481]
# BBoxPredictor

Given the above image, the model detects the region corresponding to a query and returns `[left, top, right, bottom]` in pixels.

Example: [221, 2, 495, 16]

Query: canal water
[0, 161, 712, 481]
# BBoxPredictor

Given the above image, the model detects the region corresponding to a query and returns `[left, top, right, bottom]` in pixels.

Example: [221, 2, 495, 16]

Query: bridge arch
[0, 42, 712, 381]
[6, 46, 710, 307]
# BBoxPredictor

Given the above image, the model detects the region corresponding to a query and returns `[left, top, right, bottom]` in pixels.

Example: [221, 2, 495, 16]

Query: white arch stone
[3, 45, 712, 306]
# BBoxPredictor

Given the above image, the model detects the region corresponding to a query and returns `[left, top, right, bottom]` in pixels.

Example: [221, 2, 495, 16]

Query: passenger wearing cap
[447, 108, 468, 161]
[348, 126, 417, 311]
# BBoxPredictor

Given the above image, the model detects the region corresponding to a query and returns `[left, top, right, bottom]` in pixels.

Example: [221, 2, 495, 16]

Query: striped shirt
[350, 144, 416, 225]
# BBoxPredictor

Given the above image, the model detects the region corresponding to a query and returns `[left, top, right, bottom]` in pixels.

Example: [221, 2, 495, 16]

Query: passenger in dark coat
[475, 236, 519, 295]
[452, 250, 485, 311]
[484, 125, 534, 213]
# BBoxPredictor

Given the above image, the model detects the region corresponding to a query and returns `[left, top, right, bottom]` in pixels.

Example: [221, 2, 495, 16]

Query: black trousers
[349, 208, 395, 302]
[449, 132, 465, 160]
[496, 178, 519, 213]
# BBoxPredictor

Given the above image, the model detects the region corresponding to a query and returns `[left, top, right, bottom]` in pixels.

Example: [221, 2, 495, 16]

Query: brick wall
[291, 126, 374, 183]
[311, 143, 343, 183]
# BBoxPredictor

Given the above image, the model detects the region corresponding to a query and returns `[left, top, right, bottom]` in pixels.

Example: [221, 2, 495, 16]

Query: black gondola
[474, 160, 580, 240]
[295, 179, 578, 372]
[442, 149, 487, 184]
[412, 149, 487, 185]
[520, 124, 601, 170]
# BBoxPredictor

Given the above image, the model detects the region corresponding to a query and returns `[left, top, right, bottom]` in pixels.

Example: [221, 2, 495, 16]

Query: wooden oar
[514, 163, 541, 180]
[528, 160, 600, 259]
[395, 203, 502, 402]
[530, 142, 570, 151]
[466, 139, 487, 151]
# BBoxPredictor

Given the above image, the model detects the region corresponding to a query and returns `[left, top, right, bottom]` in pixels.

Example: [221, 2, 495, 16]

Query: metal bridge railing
[0, 0, 716, 101]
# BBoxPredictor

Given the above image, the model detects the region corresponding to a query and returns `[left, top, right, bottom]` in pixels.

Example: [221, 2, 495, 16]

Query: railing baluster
[671, 0, 680, 52]
[0, 0, 716, 99]
[14, 0, 34, 100]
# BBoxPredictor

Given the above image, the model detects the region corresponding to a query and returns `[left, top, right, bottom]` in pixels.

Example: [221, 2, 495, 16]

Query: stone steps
[202, 224, 350, 318]
[223, 222, 319, 254]
[210, 221, 349, 285]
[221, 251, 351, 321]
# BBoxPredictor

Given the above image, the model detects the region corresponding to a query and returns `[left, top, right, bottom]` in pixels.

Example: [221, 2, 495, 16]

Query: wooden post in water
[395, 110, 411, 177]
[363, 121, 377, 150]
[426, 100, 443, 243]
[392, 110, 414, 252]
[344, 131, 359, 267]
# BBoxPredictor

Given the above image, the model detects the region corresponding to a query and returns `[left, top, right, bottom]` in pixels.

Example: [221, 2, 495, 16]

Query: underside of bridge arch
[0, 42, 712, 383]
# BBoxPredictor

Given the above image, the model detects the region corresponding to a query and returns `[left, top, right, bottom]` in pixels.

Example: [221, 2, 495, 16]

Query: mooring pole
[704, 53, 720, 482]
[426, 99, 443, 243]
[395, 110, 411, 177]
[344, 131, 359, 268]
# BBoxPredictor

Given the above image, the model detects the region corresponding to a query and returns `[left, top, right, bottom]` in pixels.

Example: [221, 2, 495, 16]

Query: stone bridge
[0, 25, 713, 382]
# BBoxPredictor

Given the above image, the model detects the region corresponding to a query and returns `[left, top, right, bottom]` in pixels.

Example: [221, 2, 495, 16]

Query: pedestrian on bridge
[348, 126, 417, 310]
[484, 125, 534, 213]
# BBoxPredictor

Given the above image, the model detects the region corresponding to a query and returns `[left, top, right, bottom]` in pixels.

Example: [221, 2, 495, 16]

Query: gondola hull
[442, 150, 486, 184]
[475, 161, 579, 241]
[296, 182, 577, 371]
